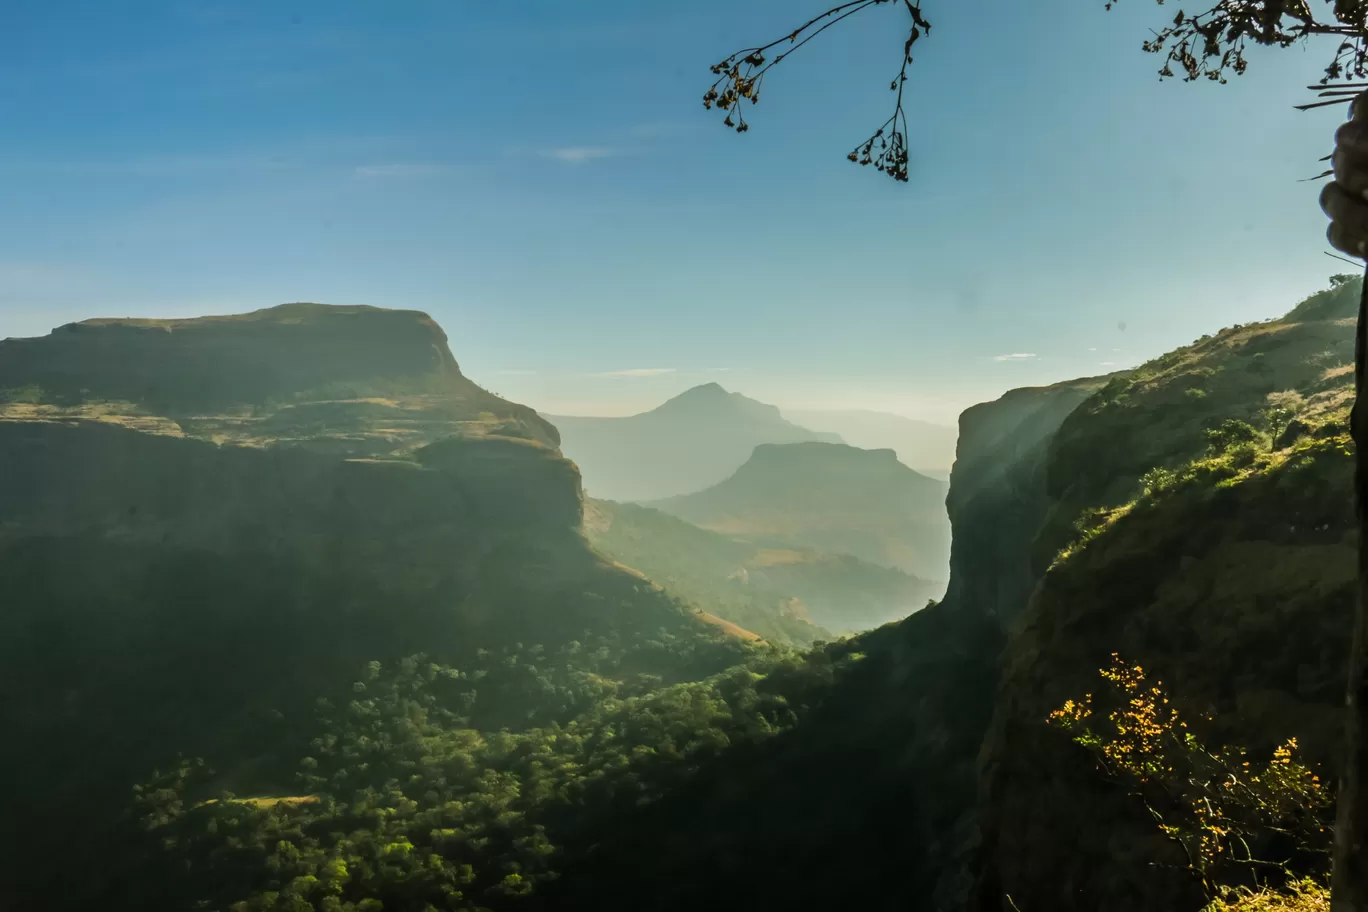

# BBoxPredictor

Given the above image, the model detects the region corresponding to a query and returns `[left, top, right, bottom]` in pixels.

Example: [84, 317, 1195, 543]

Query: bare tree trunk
[1334, 272, 1368, 912]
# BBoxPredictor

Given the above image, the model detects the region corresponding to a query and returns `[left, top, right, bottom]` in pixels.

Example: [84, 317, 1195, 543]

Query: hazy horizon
[1, 0, 1354, 426]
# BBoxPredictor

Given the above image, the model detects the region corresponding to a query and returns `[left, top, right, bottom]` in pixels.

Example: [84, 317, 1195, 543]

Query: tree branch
[705, 1, 1368, 181]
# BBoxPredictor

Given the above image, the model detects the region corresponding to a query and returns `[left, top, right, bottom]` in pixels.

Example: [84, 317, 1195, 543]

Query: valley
[0, 275, 1359, 911]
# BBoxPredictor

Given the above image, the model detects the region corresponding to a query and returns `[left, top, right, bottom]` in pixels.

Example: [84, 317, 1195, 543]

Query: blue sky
[0, 0, 1354, 424]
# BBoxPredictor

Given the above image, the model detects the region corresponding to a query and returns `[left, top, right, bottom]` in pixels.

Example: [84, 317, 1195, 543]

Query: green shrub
[1206, 419, 1261, 453]
[1140, 466, 1178, 497]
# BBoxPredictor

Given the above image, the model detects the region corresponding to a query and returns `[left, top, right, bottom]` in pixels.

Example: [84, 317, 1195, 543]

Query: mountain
[0, 303, 755, 910]
[10, 278, 1359, 912]
[547, 383, 843, 501]
[585, 498, 940, 640]
[649, 441, 952, 582]
[783, 408, 959, 476]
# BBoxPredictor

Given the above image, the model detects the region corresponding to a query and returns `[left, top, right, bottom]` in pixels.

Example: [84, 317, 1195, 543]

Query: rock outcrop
[0, 301, 559, 447]
[940, 376, 1117, 625]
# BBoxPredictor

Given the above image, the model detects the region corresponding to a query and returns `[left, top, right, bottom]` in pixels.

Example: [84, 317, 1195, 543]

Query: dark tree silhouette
[702, 3, 1368, 909]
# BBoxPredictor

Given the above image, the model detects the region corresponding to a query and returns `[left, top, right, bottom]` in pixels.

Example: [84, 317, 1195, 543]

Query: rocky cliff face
[886, 280, 1363, 912]
[0, 304, 593, 651]
[940, 376, 1117, 624]
[0, 303, 717, 908]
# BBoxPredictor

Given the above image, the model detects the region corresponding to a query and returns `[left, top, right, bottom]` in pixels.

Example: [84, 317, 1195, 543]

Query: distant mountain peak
[653, 382, 752, 411]
[547, 386, 843, 502]
[675, 381, 728, 398]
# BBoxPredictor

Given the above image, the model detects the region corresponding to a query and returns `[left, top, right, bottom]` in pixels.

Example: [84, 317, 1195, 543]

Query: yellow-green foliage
[1205, 879, 1329, 912]
[1049, 656, 1333, 901]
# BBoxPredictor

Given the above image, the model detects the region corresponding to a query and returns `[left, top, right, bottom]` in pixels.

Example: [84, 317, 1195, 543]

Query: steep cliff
[0, 304, 743, 909]
[971, 277, 1359, 911]
[941, 375, 1118, 624]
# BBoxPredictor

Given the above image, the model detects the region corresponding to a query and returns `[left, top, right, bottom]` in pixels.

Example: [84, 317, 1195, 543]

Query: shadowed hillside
[0, 304, 752, 910]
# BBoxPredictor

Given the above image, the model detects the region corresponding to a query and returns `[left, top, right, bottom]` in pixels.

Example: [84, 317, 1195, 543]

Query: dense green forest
[92, 598, 1003, 912]
[110, 640, 862, 910]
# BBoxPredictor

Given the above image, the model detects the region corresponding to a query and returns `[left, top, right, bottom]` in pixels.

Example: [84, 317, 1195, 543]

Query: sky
[0, 0, 1357, 425]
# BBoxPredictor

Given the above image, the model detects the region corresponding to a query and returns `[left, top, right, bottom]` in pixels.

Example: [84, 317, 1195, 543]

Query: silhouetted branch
[707, 1, 1368, 182]
[703, 0, 930, 182]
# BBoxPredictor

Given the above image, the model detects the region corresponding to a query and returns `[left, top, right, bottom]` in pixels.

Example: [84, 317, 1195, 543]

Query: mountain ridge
[547, 384, 843, 502]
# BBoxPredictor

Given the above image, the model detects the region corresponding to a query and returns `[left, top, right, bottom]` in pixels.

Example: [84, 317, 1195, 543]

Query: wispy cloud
[353, 163, 446, 177]
[544, 146, 618, 164]
[592, 368, 676, 378]
[706, 367, 733, 373]
[993, 353, 1038, 362]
